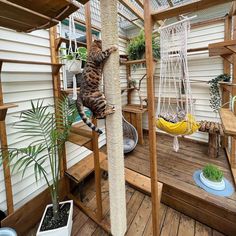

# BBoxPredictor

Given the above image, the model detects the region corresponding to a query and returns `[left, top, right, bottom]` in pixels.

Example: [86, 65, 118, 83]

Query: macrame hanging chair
[122, 116, 138, 154]
[156, 17, 200, 152]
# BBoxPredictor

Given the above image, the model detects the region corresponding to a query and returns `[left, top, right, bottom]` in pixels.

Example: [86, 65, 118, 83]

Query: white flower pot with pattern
[200, 171, 225, 191]
[36, 200, 73, 236]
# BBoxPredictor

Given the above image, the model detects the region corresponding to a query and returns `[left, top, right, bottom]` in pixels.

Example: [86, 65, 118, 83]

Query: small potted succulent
[200, 164, 225, 190]
[60, 47, 87, 74]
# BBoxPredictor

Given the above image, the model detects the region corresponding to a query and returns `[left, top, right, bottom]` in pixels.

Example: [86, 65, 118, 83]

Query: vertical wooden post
[85, 1, 103, 221]
[100, 0, 127, 235]
[222, 15, 231, 148]
[232, 16, 236, 167]
[126, 64, 132, 104]
[49, 27, 67, 177]
[0, 62, 14, 214]
[144, 0, 160, 235]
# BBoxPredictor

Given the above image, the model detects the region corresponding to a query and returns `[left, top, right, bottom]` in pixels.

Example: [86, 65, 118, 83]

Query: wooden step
[70, 122, 92, 138]
[65, 151, 106, 183]
[67, 132, 92, 150]
[100, 159, 163, 200]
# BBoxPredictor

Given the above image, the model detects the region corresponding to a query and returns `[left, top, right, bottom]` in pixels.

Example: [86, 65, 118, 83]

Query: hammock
[122, 116, 138, 154]
[156, 17, 200, 152]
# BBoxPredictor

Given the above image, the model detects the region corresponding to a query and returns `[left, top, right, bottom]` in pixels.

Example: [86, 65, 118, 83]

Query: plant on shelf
[200, 164, 225, 191]
[208, 74, 231, 112]
[60, 46, 87, 74]
[127, 30, 160, 61]
[0, 96, 78, 235]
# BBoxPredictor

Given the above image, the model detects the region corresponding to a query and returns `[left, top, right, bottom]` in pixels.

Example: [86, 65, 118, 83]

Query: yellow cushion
[156, 114, 200, 135]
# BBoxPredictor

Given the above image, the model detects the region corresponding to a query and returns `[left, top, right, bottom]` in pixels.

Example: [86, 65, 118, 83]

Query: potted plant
[60, 47, 87, 74]
[127, 30, 160, 60]
[208, 74, 231, 112]
[0, 97, 78, 236]
[200, 164, 225, 190]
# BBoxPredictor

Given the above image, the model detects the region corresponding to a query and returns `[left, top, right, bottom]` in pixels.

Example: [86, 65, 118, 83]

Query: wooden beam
[152, 0, 234, 21]
[135, 0, 143, 8]
[229, 2, 236, 17]
[0, 61, 14, 215]
[144, 0, 160, 236]
[119, 0, 144, 21]
[85, 1, 103, 222]
[118, 11, 143, 29]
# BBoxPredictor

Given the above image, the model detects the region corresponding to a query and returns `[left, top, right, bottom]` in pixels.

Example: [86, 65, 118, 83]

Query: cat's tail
[76, 97, 103, 134]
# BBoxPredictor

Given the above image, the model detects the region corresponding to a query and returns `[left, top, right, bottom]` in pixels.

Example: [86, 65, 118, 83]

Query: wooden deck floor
[27, 177, 225, 236]
[123, 133, 236, 235]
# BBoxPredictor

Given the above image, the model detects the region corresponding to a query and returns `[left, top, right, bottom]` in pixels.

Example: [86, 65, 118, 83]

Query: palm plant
[0, 96, 78, 222]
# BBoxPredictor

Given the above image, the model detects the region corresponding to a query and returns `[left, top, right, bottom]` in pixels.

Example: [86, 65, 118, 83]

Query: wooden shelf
[208, 40, 236, 57]
[55, 37, 87, 51]
[219, 108, 236, 136]
[120, 58, 157, 65]
[65, 151, 106, 184]
[122, 104, 147, 114]
[100, 159, 163, 199]
[0, 0, 79, 32]
[0, 58, 63, 75]
[0, 103, 18, 121]
[61, 88, 80, 95]
[219, 82, 236, 93]
[67, 123, 94, 150]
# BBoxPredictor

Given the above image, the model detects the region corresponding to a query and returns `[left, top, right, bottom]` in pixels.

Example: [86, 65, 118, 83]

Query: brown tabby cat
[76, 39, 117, 134]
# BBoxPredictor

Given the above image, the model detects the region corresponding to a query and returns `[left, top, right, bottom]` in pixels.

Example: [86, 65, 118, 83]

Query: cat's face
[94, 39, 102, 49]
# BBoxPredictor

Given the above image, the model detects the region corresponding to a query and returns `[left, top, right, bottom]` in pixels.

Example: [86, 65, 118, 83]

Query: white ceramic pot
[36, 200, 73, 236]
[200, 171, 225, 191]
[67, 59, 82, 74]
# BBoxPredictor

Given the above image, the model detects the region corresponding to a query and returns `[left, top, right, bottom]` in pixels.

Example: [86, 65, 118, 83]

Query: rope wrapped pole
[100, 0, 127, 235]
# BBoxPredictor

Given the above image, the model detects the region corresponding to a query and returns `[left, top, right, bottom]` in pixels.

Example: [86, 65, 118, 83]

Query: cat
[76, 39, 117, 134]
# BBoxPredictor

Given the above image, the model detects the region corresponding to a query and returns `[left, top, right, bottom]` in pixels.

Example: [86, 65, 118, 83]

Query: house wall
[0, 25, 128, 213]
[125, 21, 224, 142]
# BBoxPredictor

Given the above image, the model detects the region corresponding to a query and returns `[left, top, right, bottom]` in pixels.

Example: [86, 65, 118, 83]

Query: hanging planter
[200, 164, 225, 191]
[37, 200, 73, 236]
[66, 59, 82, 74]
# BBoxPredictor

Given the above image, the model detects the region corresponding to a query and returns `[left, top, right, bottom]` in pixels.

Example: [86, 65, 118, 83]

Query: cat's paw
[110, 45, 118, 52]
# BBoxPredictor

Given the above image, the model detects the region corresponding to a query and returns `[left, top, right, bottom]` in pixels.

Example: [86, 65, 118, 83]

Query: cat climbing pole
[100, 0, 127, 235]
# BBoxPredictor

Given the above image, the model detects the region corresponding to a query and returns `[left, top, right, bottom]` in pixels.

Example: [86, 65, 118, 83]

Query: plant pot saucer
[200, 171, 225, 191]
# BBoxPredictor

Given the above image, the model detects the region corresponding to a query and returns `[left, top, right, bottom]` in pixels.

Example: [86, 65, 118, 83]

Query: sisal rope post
[100, 0, 127, 235]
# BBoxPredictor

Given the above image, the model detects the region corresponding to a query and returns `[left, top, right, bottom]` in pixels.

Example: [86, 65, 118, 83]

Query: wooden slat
[122, 104, 147, 113]
[67, 132, 93, 150]
[152, 0, 233, 21]
[65, 152, 106, 184]
[119, 0, 144, 21]
[209, 40, 236, 57]
[70, 122, 93, 138]
[0, 103, 17, 110]
[100, 159, 163, 203]
[219, 108, 236, 136]
[120, 58, 157, 65]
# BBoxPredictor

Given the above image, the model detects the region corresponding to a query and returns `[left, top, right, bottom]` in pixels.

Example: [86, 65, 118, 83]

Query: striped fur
[76, 40, 117, 134]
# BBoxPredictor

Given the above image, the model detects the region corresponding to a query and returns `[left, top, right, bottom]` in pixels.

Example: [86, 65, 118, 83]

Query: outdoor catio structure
[0, 0, 236, 236]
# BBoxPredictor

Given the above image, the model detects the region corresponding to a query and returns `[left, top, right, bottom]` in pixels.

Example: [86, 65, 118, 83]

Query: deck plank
[177, 214, 195, 236]
[195, 221, 212, 236]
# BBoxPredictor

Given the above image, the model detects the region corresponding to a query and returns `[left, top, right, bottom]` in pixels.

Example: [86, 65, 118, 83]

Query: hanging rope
[156, 17, 200, 151]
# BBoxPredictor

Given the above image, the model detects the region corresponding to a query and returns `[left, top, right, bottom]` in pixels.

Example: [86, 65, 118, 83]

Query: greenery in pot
[0, 96, 78, 227]
[203, 164, 223, 182]
[60, 46, 87, 61]
[208, 74, 231, 112]
[127, 30, 160, 60]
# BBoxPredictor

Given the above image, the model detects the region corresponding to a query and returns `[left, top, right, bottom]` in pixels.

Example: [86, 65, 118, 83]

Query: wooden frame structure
[144, 0, 236, 235]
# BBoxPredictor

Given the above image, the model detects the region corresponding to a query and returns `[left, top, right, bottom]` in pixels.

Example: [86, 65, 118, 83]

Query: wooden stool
[199, 121, 224, 158]
[122, 104, 147, 145]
